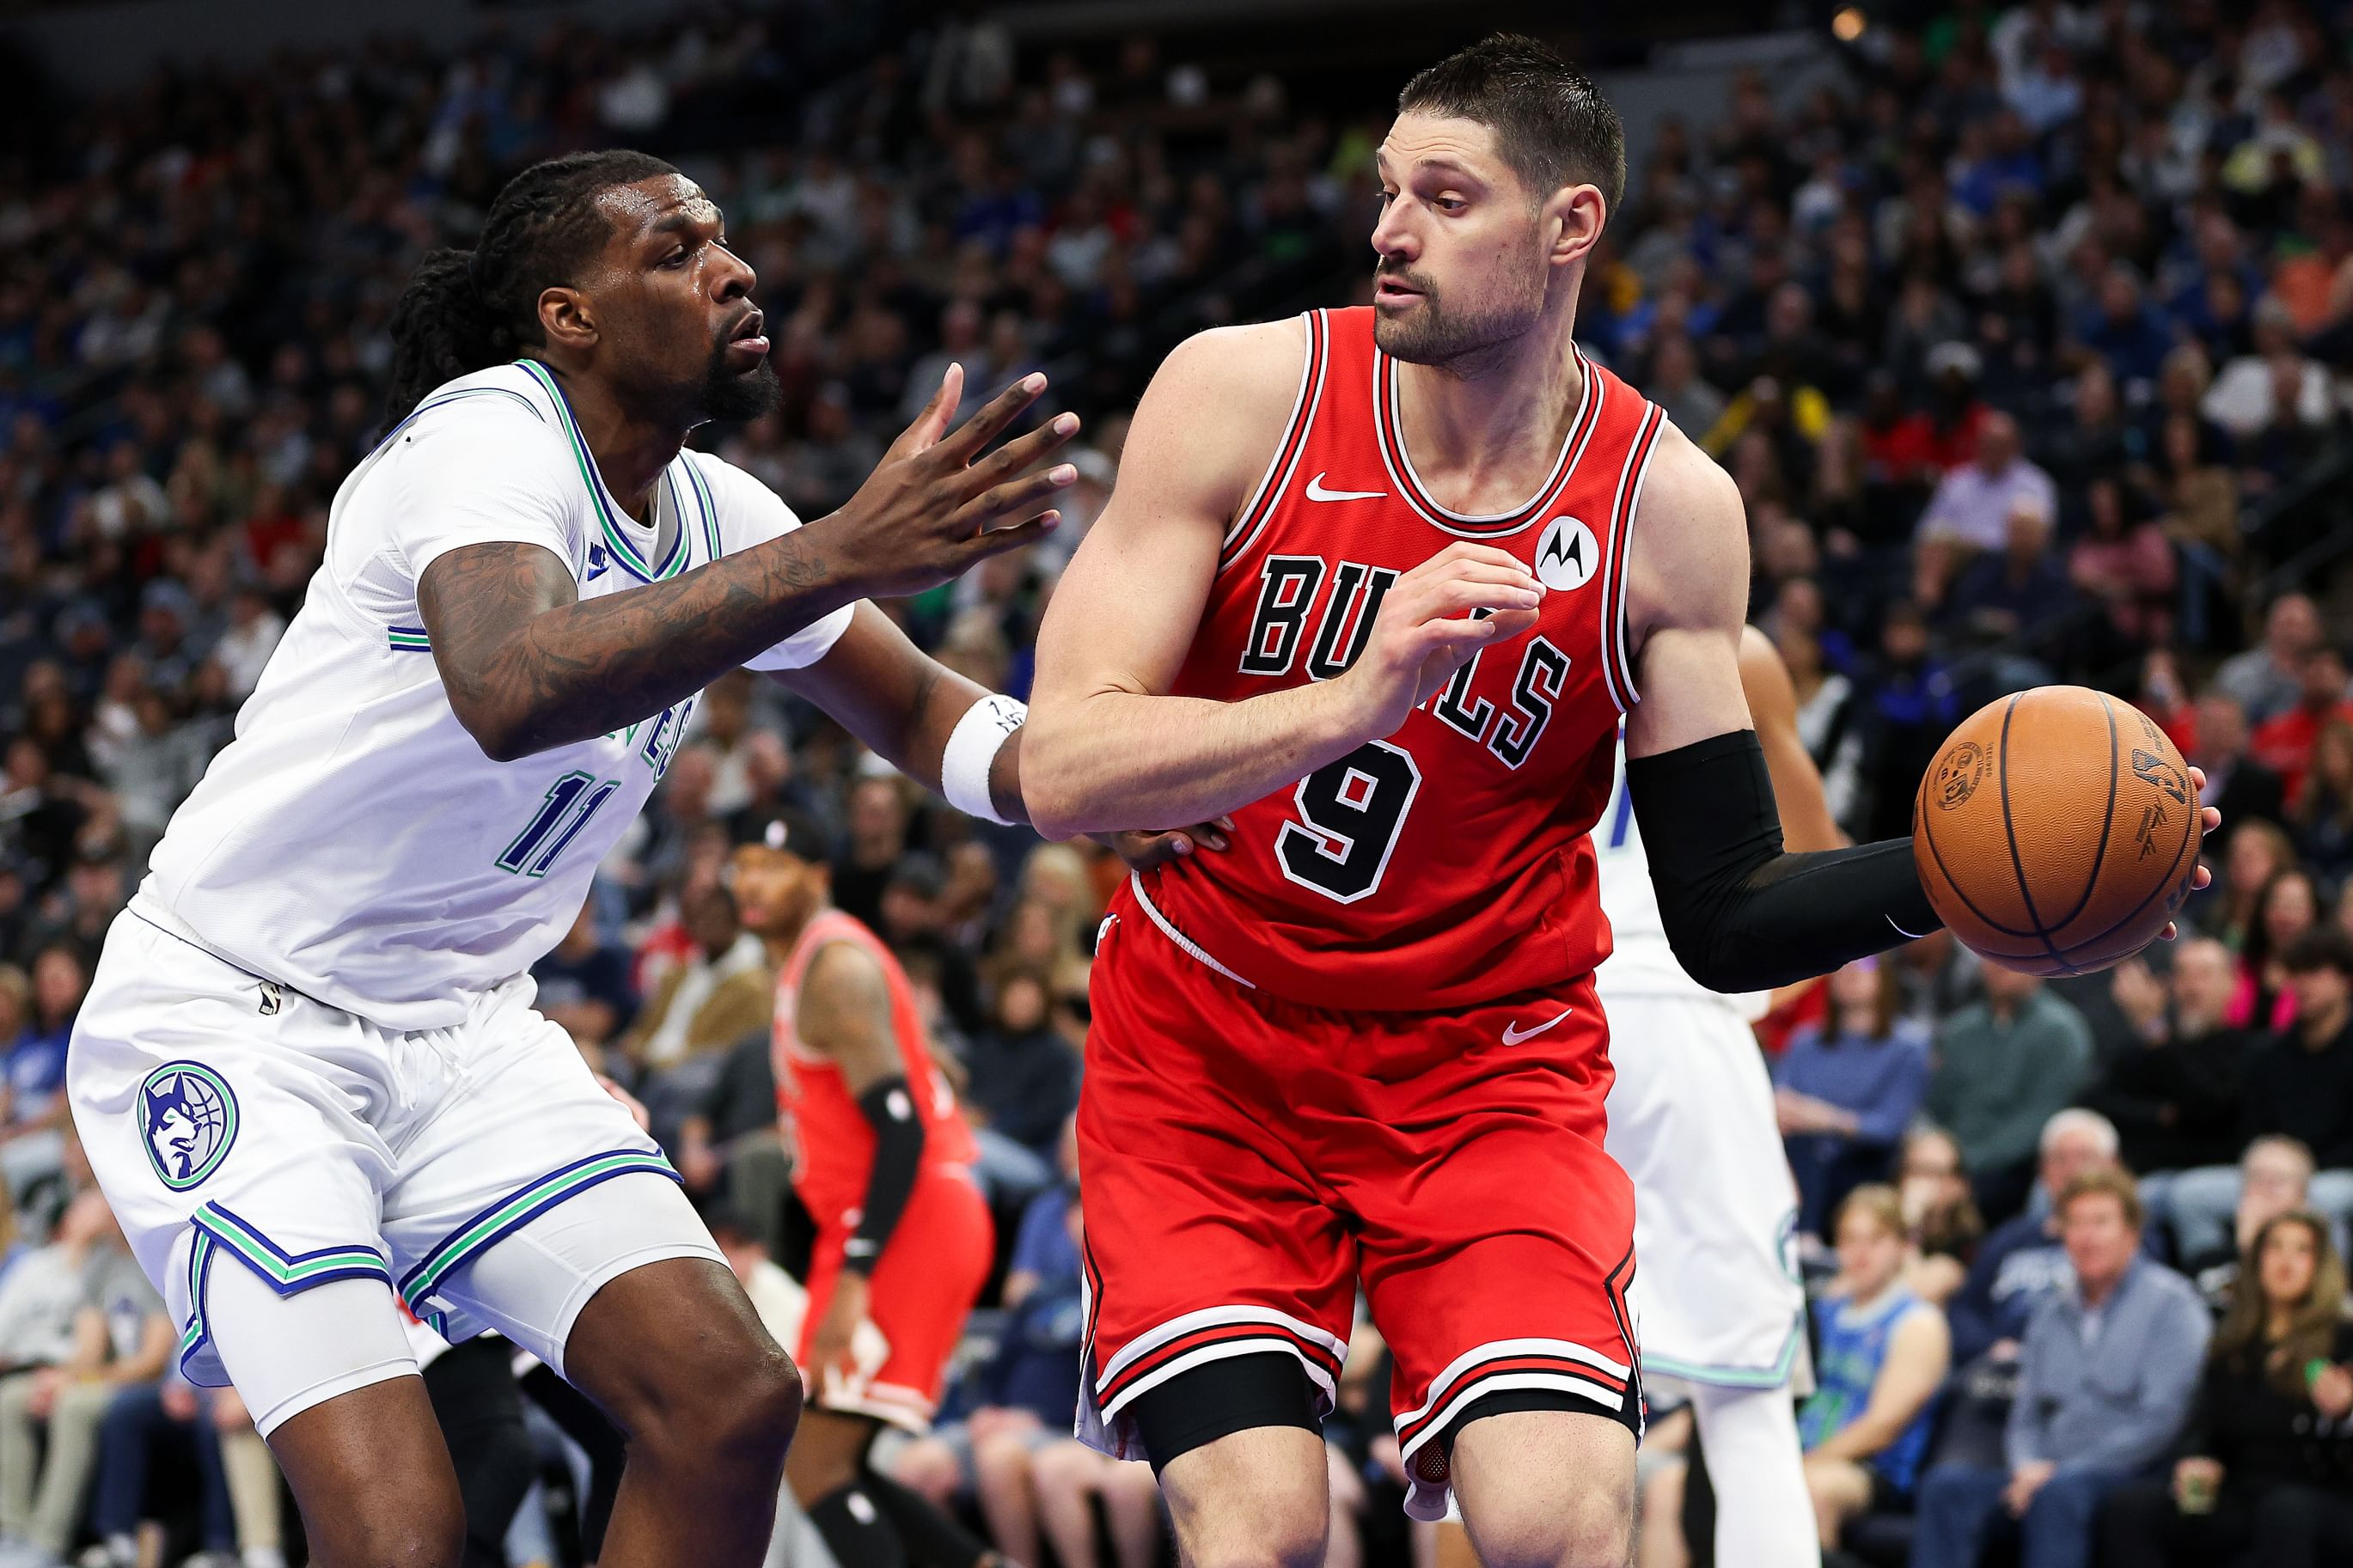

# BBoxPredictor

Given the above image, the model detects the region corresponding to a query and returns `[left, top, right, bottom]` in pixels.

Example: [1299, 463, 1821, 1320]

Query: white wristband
[941, 693, 1026, 824]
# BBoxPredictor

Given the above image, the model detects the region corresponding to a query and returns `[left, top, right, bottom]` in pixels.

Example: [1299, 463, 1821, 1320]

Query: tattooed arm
[419, 369, 1079, 763]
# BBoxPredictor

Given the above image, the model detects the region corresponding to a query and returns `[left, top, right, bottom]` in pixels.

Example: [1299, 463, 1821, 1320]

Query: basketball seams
[2053, 784, 2201, 967]
[1995, 696, 2069, 970]
[1916, 788, 2040, 940]
[2043, 694, 2123, 938]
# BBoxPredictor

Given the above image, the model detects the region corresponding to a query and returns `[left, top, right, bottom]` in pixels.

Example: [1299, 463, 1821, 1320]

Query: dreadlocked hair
[384, 149, 680, 427]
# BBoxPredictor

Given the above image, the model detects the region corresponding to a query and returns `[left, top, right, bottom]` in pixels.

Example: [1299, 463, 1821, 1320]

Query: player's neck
[1391, 296, 1586, 497]
[554, 369, 689, 522]
[757, 900, 830, 967]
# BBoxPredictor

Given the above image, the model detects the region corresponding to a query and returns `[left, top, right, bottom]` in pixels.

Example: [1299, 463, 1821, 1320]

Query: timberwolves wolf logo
[1532, 517, 1599, 592]
[138, 1063, 239, 1192]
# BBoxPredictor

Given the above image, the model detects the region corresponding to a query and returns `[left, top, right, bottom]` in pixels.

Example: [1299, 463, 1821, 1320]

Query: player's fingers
[963, 412, 1082, 492]
[2190, 863, 2213, 890]
[957, 467, 1078, 534]
[940, 372, 1048, 462]
[887, 363, 962, 461]
[1427, 540, 1533, 575]
[2200, 804, 2221, 834]
[954, 511, 1062, 568]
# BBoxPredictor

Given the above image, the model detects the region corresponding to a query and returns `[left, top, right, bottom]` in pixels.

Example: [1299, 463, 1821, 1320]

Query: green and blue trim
[399, 1148, 679, 1310]
[1638, 1313, 1810, 1391]
[179, 1205, 393, 1382]
[513, 359, 685, 584]
[387, 625, 432, 652]
[679, 451, 723, 564]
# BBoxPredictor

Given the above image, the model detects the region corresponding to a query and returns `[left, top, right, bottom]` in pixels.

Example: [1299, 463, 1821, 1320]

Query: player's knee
[1185, 1524, 1327, 1568]
[329, 1476, 465, 1568]
[1031, 1440, 1099, 1494]
[1470, 1489, 1631, 1568]
[614, 1327, 802, 1472]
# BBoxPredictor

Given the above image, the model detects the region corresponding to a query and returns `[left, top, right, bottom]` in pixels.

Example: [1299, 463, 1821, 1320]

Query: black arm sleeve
[845, 1076, 926, 1276]
[1627, 729, 1942, 994]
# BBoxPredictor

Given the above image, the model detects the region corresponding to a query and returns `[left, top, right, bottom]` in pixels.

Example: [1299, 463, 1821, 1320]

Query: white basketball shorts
[67, 904, 725, 1434]
[1599, 988, 1808, 1394]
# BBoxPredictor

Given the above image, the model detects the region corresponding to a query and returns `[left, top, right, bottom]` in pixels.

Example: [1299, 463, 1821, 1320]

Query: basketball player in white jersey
[66, 150, 1079, 1568]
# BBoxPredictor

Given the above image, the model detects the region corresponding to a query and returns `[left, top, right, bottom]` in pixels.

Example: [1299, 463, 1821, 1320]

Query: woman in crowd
[2214, 820, 2299, 952]
[2291, 719, 2353, 882]
[2098, 1211, 2353, 1566]
[1796, 1185, 1952, 1552]
[2229, 866, 2321, 1032]
[1775, 959, 1933, 1240]
[1896, 1126, 1984, 1305]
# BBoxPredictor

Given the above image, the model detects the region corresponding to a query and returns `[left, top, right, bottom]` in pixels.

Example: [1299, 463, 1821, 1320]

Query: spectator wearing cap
[2250, 646, 2353, 803]
[1928, 965, 2096, 1227]
[1913, 1169, 2209, 1568]
[1915, 411, 2059, 555]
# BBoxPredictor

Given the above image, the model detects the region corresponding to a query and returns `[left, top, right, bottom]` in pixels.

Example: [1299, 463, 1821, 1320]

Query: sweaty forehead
[1378, 114, 1507, 180]
[599, 174, 721, 240]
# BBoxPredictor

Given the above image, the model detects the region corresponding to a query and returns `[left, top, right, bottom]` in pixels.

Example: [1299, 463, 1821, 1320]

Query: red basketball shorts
[1075, 884, 1641, 1520]
[799, 1164, 993, 1431]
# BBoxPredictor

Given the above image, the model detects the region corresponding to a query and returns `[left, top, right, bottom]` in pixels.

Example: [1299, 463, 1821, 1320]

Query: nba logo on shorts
[138, 1063, 240, 1192]
[1533, 516, 1599, 592]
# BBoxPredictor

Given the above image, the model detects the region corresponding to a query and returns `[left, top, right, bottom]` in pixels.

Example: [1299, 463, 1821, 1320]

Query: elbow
[1662, 924, 1768, 996]
[1015, 729, 1090, 841]
[453, 702, 535, 765]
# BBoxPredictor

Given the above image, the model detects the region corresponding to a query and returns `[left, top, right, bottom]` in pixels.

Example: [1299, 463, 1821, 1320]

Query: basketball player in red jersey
[732, 824, 996, 1568]
[1024, 35, 2216, 1568]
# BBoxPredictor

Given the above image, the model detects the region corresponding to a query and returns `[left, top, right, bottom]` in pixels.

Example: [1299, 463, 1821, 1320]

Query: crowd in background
[6, 0, 2353, 1563]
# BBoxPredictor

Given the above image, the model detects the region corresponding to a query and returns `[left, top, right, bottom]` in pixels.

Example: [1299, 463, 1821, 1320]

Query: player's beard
[1372, 240, 1549, 370]
[694, 335, 780, 424]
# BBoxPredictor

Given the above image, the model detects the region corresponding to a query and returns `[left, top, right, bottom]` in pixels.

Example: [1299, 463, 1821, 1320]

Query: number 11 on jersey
[497, 771, 621, 878]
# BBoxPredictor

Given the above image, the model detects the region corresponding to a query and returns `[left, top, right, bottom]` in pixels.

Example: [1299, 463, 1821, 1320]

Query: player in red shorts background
[1024, 34, 2212, 1568]
[733, 822, 997, 1568]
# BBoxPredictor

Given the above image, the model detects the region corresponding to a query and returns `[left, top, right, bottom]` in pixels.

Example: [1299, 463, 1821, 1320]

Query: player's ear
[538, 284, 597, 355]
[1544, 183, 1606, 270]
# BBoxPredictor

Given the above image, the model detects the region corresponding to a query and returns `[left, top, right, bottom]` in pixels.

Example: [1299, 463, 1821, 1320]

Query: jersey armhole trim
[1218, 312, 1328, 574]
[1598, 402, 1666, 715]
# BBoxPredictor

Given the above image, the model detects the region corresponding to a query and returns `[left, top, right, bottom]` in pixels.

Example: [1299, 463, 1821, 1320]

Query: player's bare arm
[778, 604, 1029, 824]
[1623, 429, 2213, 990]
[421, 371, 1073, 762]
[1024, 322, 1540, 839]
[1739, 625, 1843, 854]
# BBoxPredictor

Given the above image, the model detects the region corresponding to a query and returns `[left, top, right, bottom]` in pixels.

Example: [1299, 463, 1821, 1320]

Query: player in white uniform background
[67, 149, 1084, 1568]
[1430, 627, 1843, 1568]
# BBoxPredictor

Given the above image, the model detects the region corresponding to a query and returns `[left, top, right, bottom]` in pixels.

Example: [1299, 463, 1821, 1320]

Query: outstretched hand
[2157, 766, 2222, 943]
[832, 366, 1082, 598]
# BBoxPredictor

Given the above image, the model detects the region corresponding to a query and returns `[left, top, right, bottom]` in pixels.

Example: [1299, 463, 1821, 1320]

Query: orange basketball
[1911, 686, 2203, 978]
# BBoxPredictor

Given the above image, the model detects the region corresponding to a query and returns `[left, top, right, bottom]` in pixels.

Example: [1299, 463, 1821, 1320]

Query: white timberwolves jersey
[140, 362, 853, 1030]
[1594, 732, 1769, 1018]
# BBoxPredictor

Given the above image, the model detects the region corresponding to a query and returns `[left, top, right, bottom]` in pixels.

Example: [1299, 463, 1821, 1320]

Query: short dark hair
[1397, 34, 1625, 211]
[2283, 924, 2353, 978]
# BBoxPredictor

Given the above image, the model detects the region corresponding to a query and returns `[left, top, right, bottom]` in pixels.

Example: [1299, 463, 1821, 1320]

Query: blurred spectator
[2179, 1135, 2319, 1309]
[961, 971, 1079, 1163]
[2289, 719, 2353, 878]
[2098, 1211, 2353, 1566]
[1942, 502, 2075, 644]
[1915, 412, 2057, 555]
[1913, 1169, 2209, 1568]
[2234, 868, 2324, 1039]
[1794, 1186, 1949, 1550]
[618, 882, 770, 1147]
[1, 947, 77, 1203]
[2065, 478, 2175, 650]
[1775, 958, 1932, 1241]
[83, 1372, 238, 1568]
[2084, 944, 2249, 1223]
[2188, 694, 2287, 835]
[1927, 967, 2094, 1223]
[2250, 647, 2353, 802]
[1945, 1109, 2119, 1368]
[2215, 593, 2325, 728]
[0, 1189, 170, 1566]
[1897, 1126, 1984, 1307]
[531, 902, 638, 1067]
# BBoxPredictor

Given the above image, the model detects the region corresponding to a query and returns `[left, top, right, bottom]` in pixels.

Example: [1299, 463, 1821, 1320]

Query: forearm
[1630, 730, 1940, 994]
[1024, 683, 1363, 839]
[425, 527, 861, 762]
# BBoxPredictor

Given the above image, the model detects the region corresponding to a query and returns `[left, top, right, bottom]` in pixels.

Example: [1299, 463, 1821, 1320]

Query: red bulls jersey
[771, 909, 979, 1229]
[1130, 306, 1665, 1013]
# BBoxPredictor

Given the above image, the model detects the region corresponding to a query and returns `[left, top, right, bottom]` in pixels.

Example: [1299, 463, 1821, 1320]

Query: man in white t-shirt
[66, 149, 1089, 1568]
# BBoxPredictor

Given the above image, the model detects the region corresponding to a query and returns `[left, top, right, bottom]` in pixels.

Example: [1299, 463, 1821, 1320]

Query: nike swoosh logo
[1500, 1010, 1573, 1046]
[1305, 473, 1387, 503]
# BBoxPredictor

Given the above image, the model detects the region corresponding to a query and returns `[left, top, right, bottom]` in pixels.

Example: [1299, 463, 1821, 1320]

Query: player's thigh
[1158, 1423, 1331, 1568]
[1079, 922, 1356, 1468]
[1449, 1409, 1634, 1568]
[1352, 1002, 1640, 1522]
[381, 986, 718, 1374]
